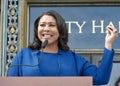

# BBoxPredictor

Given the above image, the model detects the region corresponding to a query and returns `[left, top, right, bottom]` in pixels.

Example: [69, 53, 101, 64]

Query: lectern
[0, 77, 92, 86]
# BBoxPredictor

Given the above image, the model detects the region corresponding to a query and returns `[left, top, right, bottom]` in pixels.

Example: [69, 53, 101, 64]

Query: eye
[40, 24, 45, 27]
[50, 24, 56, 27]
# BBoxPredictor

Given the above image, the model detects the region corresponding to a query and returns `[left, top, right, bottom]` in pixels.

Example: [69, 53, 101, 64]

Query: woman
[7, 10, 118, 85]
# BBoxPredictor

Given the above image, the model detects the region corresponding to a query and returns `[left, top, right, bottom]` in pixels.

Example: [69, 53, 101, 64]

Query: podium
[0, 77, 92, 86]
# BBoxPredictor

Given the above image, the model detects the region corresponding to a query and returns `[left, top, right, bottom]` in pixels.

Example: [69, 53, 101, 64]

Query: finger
[107, 24, 117, 33]
[107, 26, 117, 35]
[106, 27, 112, 34]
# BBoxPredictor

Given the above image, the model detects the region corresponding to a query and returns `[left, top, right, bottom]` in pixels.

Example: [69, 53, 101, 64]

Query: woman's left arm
[93, 24, 118, 85]
[82, 24, 118, 85]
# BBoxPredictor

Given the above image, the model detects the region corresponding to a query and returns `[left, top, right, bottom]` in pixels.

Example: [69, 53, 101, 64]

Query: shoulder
[20, 47, 37, 53]
[62, 50, 88, 66]
[59, 49, 83, 59]
[17, 47, 39, 57]
[68, 50, 87, 62]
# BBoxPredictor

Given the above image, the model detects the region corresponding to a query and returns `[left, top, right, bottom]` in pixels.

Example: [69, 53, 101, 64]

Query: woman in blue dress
[7, 10, 118, 85]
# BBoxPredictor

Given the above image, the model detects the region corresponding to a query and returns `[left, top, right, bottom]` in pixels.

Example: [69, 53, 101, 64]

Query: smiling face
[38, 15, 59, 46]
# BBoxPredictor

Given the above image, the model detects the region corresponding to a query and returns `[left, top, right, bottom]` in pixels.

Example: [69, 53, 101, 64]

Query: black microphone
[41, 40, 48, 49]
[7, 40, 48, 76]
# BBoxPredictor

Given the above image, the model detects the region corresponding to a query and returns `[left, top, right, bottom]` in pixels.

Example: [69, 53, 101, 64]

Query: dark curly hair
[28, 10, 70, 51]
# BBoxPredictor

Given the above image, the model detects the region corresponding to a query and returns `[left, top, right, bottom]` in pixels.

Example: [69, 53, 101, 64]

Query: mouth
[42, 34, 53, 39]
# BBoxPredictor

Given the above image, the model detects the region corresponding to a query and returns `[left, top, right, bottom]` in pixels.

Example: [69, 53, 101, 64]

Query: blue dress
[7, 48, 114, 85]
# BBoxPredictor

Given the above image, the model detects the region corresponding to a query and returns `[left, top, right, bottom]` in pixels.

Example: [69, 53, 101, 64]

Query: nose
[43, 26, 50, 32]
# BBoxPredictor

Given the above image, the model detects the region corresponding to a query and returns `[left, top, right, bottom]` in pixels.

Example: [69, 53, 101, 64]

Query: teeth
[42, 34, 51, 38]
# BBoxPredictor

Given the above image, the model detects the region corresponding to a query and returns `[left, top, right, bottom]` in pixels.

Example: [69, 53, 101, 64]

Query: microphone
[41, 40, 48, 49]
[6, 40, 48, 76]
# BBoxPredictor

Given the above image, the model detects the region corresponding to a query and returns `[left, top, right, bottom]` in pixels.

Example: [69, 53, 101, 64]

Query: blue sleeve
[75, 48, 114, 85]
[7, 49, 23, 76]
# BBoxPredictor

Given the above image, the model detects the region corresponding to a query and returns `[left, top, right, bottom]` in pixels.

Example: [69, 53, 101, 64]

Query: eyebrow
[39, 22, 56, 24]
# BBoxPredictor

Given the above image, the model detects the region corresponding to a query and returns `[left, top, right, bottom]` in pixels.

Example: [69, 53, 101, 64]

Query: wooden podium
[0, 77, 92, 86]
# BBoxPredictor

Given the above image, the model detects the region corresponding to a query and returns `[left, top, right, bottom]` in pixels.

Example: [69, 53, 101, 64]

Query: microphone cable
[6, 40, 48, 76]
